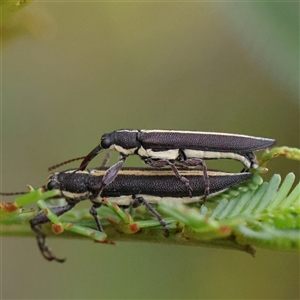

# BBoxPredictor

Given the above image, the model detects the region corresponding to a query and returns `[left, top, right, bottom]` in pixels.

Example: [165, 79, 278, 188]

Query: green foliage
[158, 173, 299, 252]
[1, 0, 36, 46]
[259, 146, 300, 167]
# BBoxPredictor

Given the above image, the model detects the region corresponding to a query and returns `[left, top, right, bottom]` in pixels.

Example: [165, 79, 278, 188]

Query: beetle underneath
[28, 167, 253, 262]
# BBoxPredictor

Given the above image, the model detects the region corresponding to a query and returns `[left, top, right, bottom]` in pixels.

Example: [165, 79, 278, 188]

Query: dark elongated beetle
[72, 129, 275, 200]
[33, 167, 253, 261]
[1, 167, 253, 262]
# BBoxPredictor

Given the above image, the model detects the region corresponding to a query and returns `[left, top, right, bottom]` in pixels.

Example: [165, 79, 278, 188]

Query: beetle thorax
[108, 130, 140, 155]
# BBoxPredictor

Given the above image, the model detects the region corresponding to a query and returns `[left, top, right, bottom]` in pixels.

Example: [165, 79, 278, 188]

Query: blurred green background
[1, 1, 299, 299]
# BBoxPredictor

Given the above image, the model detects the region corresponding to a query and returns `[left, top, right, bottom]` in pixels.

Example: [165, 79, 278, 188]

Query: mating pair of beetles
[32, 129, 275, 261]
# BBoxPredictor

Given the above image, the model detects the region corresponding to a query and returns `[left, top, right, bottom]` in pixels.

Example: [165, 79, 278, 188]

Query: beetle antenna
[0, 191, 27, 196]
[48, 156, 87, 171]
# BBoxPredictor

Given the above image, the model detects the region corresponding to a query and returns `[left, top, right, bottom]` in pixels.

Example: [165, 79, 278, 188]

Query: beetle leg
[89, 156, 128, 230]
[90, 201, 104, 232]
[89, 202, 104, 232]
[132, 195, 169, 237]
[143, 158, 193, 197]
[177, 153, 210, 203]
[241, 151, 257, 171]
[101, 149, 112, 167]
[90, 155, 127, 200]
[30, 204, 75, 263]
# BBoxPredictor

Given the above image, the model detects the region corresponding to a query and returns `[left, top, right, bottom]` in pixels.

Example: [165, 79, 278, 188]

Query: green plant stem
[1, 221, 256, 256]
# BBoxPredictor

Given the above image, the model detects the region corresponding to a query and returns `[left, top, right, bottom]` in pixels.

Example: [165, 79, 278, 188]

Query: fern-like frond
[158, 173, 299, 252]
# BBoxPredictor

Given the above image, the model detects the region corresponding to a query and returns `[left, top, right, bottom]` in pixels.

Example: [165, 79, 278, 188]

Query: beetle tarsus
[29, 204, 75, 263]
[132, 195, 170, 237]
[89, 203, 104, 232]
[30, 222, 66, 263]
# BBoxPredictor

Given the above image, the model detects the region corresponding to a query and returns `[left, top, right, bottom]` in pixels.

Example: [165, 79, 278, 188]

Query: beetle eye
[101, 137, 111, 149]
[47, 180, 59, 191]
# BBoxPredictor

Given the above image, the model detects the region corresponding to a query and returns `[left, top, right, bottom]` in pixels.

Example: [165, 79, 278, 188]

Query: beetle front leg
[143, 158, 193, 197]
[89, 156, 128, 230]
[132, 195, 169, 237]
[90, 155, 127, 200]
[101, 149, 112, 167]
[30, 204, 75, 263]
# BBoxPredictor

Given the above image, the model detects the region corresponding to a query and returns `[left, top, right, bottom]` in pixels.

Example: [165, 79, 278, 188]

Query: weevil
[1, 167, 253, 262]
[34, 167, 253, 261]
[70, 129, 275, 199]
